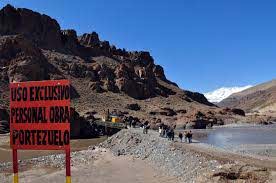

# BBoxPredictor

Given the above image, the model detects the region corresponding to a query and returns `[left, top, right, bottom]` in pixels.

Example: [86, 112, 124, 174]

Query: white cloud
[204, 85, 252, 103]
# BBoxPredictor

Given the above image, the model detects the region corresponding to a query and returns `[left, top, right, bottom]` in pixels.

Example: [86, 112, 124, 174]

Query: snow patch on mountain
[204, 85, 252, 103]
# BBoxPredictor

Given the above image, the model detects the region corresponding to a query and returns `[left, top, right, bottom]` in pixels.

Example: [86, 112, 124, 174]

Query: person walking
[129, 120, 132, 128]
[143, 121, 149, 134]
[167, 130, 170, 140]
[184, 131, 188, 143]
[145, 123, 149, 134]
[142, 122, 147, 134]
[188, 130, 193, 143]
[159, 126, 162, 137]
[171, 129, 175, 141]
[164, 128, 168, 138]
[178, 132, 183, 142]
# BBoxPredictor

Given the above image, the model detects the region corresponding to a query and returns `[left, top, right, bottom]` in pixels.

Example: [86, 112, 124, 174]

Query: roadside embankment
[100, 128, 275, 182]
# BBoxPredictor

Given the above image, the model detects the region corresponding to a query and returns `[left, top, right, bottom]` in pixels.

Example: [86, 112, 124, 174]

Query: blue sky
[1, 0, 275, 93]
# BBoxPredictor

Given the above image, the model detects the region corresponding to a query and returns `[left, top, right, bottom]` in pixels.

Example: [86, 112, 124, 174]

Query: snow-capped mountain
[204, 85, 252, 103]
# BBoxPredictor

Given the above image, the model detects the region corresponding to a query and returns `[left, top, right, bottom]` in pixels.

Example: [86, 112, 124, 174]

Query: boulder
[91, 63, 101, 72]
[114, 63, 131, 79]
[103, 79, 117, 92]
[231, 108, 245, 116]
[69, 63, 84, 77]
[89, 81, 104, 93]
[98, 64, 114, 80]
[84, 70, 97, 81]
[185, 119, 209, 129]
[176, 109, 187, 114]
[196, 164, 270, 183]
[126, 103, 141, 111]
[161, 107, 177, 116]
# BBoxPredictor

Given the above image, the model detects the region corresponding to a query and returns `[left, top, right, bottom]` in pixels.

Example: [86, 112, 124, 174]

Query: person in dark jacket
[171, 129, 175, 141]
[143, 121, 149, 134]
[187, 130, 193, 143]
[178, 132, 183, 142]
[184, 131, 188, 143]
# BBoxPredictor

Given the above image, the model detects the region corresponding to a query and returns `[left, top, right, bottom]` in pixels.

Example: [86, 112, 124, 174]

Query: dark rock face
[153, 65, 166, 80]
[112, 63, 157, 99]
[149, 108, 177, 116]
[0, 106, 9, 121]
[0, 35, 52, 82]
[220, 108, 245, 116]
[129, 51, 154, 66]
[0, 4, 63, 50]
[186, 120, 210, 129]
[70, 108, 99, 138]
[161, 108, 177, 116]
[78, 32, 100, 47]
[103, 79, 118, 92]
[183, 91, 215, 106]
[0, 106, 9, 134]
[126, 103, 141, 111]
[115, 77, 155, 99]
[70, 108, 81, 138]
[89, 81, 104, 93]
[231, 108, 245, 116]
[61, 29, 80, 52]
[182, 110, 221, 129]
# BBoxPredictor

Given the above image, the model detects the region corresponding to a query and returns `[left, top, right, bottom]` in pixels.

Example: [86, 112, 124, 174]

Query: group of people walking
[158, 126, 193, 143]
[159, 126, 173, 140]
[178, 131, 193, 143]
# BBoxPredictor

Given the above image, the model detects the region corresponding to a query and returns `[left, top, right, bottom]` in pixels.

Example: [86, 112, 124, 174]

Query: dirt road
[0, 150, 179, 183]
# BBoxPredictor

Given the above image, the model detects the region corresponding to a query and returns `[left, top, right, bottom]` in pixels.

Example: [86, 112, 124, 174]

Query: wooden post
[13, 149, 18, 183]
[66, 148, 71, 183]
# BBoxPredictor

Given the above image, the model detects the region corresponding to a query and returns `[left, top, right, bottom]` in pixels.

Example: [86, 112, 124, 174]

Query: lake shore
[191, 123, 276, 158]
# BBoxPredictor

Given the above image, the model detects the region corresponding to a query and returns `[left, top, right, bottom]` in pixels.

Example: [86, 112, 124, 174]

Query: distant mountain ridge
[218, 80, 276, 114]
[204, 85, 252, 103]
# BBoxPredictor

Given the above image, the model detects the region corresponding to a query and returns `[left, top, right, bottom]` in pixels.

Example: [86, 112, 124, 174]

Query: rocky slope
[0, 4, 261, 135]
[219, 80, 276, 115]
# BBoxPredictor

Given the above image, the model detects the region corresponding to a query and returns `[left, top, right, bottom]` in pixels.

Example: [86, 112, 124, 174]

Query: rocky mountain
[0, 4, 265, 135]
[219, 80, 276, 115]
